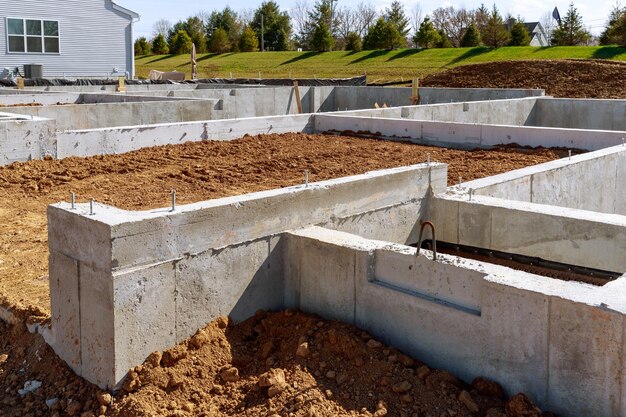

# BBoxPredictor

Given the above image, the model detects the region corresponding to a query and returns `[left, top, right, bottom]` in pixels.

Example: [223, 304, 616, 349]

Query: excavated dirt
[422, 60, 626, 98]
[0, 311, 549, 417]
[0, 133, 565, 319]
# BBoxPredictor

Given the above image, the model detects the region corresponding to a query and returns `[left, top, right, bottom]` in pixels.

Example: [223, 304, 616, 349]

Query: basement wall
[465, 145, 626, 215]
[535, 98, 626, 131]
[314, 113, 626, 151]
[0, 115, 56, 165]
[284, 226, 626, 417]
[47, 163, 446, 389]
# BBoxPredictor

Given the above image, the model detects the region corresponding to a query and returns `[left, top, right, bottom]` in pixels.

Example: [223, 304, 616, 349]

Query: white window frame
[6, 17, 61, 55]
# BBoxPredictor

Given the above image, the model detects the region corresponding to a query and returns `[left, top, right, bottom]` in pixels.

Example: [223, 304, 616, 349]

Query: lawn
[135, 46, 626, 83]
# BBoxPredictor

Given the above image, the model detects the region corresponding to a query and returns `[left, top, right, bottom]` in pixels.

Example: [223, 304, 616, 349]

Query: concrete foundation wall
[5, 99, 218, 131]
[466, 145, 626, 215]
[0, 116, 57, 165]
[430, 194, 626, 273]
[314, 113, 626, 150]
[56, 114, 314, 158]
[284, 226, 626, 417]
[47, 164, 446, 389]
[536, 98, 626, 131]
[418, 87, 544, 104]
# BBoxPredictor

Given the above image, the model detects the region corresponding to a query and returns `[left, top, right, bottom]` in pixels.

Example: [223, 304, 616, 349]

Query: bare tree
[290, 0, 311, 41]
[411, 2, 424, 39]
[540, 11, 556, 45]
[354, 2, 378, 37]
[152, 19, 172, 38]
[239, 8, 255, 26]
[431, 6, 472, 47]
[336, 6, 358, 40]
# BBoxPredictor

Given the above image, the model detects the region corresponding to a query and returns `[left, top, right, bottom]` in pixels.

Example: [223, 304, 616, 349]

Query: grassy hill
[135, 46, 626, 83]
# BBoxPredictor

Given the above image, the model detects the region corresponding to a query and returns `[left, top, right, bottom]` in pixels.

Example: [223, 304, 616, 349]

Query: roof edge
[111, 1, 140, 21]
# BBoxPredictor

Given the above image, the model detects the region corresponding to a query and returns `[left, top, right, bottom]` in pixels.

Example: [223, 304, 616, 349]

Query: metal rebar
[416, 221, 437, 261]
[171, 190, 176, 212]
[71, 192, 75, 210]
[568, 150, 572, 160]
[469, 189, 473, 201]
[89, 199, 94, 215]
[427, 153, 430, 166]
[304, 170, 309, 188]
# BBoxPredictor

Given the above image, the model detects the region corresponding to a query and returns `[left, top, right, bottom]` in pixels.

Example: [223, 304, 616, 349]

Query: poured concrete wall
[535, 98, 626, 131]
[5, 99, 218, 131]
[315, 113, 626, 150]
[418, 87, 544, 104]
[47, 163, 446, 389]
[430, 194, 626, 272]
[0, 115, 56, 165]
[466, 145, 626, 215]
[285, 226, 626, 417]
[56, 114, 314, 158]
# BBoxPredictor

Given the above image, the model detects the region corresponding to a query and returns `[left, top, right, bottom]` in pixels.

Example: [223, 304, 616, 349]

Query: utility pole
[261, 14, 265, 52]
[330, 0, 338, 50]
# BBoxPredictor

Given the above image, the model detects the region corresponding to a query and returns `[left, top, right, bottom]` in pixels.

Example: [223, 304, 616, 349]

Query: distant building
[505, 19, 550, 47]
[1, 0, 139, 79]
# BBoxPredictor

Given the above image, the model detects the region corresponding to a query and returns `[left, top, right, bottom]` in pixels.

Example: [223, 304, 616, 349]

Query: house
[505, 19, 550, 47]
[1, 0, 139, 79]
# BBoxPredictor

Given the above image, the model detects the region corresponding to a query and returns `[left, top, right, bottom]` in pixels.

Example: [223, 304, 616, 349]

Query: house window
[7, 18, 59, 53]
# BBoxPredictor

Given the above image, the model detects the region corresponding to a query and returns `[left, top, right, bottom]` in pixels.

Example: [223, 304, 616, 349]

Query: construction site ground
[0, 133, 565, 417]
[421, 59, 626, 99]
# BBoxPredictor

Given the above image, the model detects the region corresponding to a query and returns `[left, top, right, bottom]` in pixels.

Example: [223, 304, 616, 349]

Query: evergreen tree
[474, 4, 490, 34]
[238, 26, 260, 52]
[414, 17, 442, 48]
[209, 28, 230, 53]
[509, 21, 531, 45]
[460, 22, 481, 47]
[311, 22, 335, 51]
[207, 7, 242, 52]
[482, 5, 510, 48]
[151, 34, 169, 55]
[600, 4, 626, 45]
[385, 1, 410, 38]
[251, 1, 292, 51]
[551, 3, 591, 45]
[363, 17, 404, 49]
[170, 30, 193, 54]
[435, 30, 453, 48]
[134, 37, 151, 56]
[345, 32, 362, 51]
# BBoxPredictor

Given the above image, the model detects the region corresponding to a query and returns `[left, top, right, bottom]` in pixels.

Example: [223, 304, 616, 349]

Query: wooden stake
[410, 78, 419, 105]
[293, 81, 303, 114]
[17, 77, 25, 90]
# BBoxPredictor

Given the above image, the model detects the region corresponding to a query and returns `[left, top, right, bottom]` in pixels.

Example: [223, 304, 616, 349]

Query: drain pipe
[416, 221, 437, 261]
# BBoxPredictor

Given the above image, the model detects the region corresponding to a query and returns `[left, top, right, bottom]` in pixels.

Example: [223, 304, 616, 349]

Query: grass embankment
[135, 45, 626, 83]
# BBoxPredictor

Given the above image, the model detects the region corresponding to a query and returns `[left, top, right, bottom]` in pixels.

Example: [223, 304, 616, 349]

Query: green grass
[135, 46, 626, 83]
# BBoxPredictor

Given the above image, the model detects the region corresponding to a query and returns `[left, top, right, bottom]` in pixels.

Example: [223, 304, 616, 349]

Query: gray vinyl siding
[0, 0, 134, 78]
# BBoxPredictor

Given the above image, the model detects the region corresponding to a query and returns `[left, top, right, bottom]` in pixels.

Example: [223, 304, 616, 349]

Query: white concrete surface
[47, 163, 446, 389]
[285, 226, 626, 417]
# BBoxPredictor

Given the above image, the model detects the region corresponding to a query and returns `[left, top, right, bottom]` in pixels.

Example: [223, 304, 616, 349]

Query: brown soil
[0, 133, 564, 319]
[0, 103, 43, 107]
[422, 60, 626, 98]
[0, 311, 548, 417]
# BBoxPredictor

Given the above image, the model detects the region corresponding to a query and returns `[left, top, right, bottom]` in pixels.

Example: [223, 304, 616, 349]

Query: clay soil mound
[422, 59, 626, 98]
[0, 311, 548, 417]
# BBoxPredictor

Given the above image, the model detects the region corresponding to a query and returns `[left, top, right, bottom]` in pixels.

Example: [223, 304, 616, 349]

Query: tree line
[134, 1, 626, 56]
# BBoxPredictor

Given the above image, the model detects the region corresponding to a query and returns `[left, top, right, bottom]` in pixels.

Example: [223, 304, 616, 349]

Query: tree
[600, 3, 626, 45]
[460, 22, 481, 46]
[170, 30, 193, 54]
[153, 19, 172, 38]
[482, 5, 510, 48]
[414, 17, 441, 48]
[207, 7, 242, 52]
[436, 29, 453, 47]
[151, 34, 169, 54]
[509, 21, 531, 45]
[474, 4, 490, 34]
[431, 6, 473, 47]
[209, 28, 230, 53]
[311, 21, 335, 51]
[345, 31, 362, 51]
[363, 16, 404, 49]
[134, 37, 151, 56]
[551, 3, 591, 45]
[385, 1, 410, 39]
[252, 1, 292, 51]
[238, 25, 259, 51]
[411, 2, 424, 44]
[353, 2, 378, 37]
[540, 11, 556, 45]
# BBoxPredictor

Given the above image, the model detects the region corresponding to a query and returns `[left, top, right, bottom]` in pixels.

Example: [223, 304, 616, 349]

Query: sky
[121, 0, 617, 38]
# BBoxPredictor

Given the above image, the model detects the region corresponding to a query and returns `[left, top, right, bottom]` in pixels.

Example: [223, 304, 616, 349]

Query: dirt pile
[422, 60, 626, 98]
[0, 310, 550, 417]
[0, 133, 564, 318]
